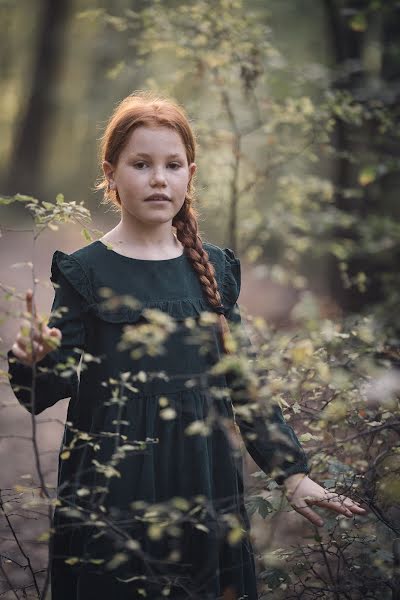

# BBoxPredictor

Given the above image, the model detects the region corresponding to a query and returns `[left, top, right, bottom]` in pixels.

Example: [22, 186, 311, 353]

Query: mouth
[145, 194, 171, 202]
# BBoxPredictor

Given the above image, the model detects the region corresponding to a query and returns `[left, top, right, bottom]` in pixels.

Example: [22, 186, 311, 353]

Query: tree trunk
[4, 0, 71, 199]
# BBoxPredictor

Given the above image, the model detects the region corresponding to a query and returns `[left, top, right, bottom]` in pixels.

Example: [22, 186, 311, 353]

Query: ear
[103, 160, 116, 188]
[188, 162, 197, 185]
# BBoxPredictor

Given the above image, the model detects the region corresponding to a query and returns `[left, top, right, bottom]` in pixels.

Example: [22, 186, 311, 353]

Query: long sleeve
[222, 248, 310, 485]
[7, 253, 87, 416]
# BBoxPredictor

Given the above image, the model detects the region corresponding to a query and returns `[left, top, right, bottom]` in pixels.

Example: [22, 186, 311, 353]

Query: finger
[342, 498, 367, 513]
[32, 339, 44, 352]
[17, 327, 42, 345]
[37, 318, 48, 338]
[21, 314, 40, 339]
[20, 319, 34, 337]
[40, 328, 61, 353]
[292, 503, 324, 527]
[11, 343, 31, 365]
[318, 493, 365, 516]
[16, 338, 44, 358]
[49, 327, 62, 339]
[16, 333, 28, 351]
[26, 289, 37, 319]
[320, 491, 353, 506]
[311, 497, 353, 517]
[346, 504, 367, 514]
[30, 319, 56, 343]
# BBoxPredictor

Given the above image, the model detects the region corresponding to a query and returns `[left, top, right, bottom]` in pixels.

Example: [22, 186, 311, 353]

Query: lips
[145, 194, 171, 202]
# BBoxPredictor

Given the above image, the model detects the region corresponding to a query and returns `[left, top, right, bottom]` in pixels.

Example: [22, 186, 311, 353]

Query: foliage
[109, 0, 400, 324]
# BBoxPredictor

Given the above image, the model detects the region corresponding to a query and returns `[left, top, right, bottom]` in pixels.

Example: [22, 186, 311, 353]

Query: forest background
[0, 0, 399, 598]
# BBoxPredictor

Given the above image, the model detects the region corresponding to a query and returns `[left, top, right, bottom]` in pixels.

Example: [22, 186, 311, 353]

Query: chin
[122, 206, 169, 220]
[138, 213, 176, 225]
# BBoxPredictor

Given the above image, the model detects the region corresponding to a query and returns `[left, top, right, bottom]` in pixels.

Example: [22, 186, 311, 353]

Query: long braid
[173, 199, 233, 355]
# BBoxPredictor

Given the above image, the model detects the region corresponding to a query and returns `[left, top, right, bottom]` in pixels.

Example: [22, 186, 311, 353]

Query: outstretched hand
[283, 473, 367, 527]
[11, 289, 62, 367]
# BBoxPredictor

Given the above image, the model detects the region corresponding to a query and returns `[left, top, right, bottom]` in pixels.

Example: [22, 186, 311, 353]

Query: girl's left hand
[283, 473, 367, 527]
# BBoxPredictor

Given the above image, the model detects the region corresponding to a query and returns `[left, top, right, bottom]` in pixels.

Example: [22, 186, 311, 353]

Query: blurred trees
[322, 0, 400, 311]
[4, 0, 72, 199]
[106, 0, 400, 322]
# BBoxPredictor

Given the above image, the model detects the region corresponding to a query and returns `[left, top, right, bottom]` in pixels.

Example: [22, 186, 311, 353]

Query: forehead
[123, 125, 187, 157]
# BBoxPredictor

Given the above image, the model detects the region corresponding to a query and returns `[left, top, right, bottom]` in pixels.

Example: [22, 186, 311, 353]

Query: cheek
[174, 172, 190, 188]
[120, 171, 144, 186]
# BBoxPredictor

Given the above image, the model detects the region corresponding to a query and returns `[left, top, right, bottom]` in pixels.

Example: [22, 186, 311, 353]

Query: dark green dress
[7, 240, 309, 600]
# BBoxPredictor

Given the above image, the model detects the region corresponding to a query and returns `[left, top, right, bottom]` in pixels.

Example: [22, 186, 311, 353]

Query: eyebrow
[129, 152, 184, 160]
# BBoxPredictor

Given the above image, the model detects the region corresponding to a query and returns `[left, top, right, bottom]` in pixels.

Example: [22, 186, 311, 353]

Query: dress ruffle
[84, 297, 220, 323]
[51, 246, 241, 324]
[221, 247, 241, 309]
[51, 250, 94, 306]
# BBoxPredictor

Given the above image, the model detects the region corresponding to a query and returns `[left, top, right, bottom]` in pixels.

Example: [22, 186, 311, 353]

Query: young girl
[8, 91, 366, 600]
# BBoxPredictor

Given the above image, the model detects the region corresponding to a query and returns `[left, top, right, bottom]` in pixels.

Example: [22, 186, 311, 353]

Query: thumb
[42, 327, 62, 352]
[49, 327, 62, 338]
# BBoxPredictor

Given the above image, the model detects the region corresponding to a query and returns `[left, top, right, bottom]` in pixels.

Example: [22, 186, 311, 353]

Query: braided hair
[95, 90, 233, 354]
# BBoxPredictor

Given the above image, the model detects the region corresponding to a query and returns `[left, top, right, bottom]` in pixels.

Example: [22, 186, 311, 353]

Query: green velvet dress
[7, 240, 309, 600]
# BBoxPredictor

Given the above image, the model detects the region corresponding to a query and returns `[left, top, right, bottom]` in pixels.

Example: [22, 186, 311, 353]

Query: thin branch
[0, 491, 40, 597]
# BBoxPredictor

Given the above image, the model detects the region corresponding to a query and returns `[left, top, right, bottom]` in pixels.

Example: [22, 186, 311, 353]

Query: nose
[150, 166, 167, 187]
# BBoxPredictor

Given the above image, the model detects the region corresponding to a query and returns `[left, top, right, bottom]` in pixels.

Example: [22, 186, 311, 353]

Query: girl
[8, 91, 366, 600]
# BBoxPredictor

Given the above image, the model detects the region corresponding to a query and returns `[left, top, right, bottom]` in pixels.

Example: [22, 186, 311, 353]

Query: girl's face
[103, 125, 196, 225]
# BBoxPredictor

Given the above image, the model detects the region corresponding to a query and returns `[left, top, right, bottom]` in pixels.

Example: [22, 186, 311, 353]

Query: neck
[108, 218, 183, 254]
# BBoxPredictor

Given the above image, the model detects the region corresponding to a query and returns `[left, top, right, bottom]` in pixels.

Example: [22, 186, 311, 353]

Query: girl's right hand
[11, 289, 62, 367]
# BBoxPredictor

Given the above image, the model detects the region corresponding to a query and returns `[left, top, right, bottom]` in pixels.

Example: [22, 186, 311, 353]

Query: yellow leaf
[13, 484, 30, 493]
[290, 340, 314, 365]
[147, 524, 163, 541]
[160, 407, 177, 420]
[64, 557, 80, 565]
[317, 362, 331, 382]
[171, 497, 190, 511]
[358, 166, 376, 186]
[350, 13, 367, 32]
[37, 530, 51, 542]
[137, 371, 147, 382]
[299, 432, 320, 443]
[227, 526, 245, 545]
[322, 400, 347, 423]
[105, 552, 129, 571]
[89, 559, 105, 564]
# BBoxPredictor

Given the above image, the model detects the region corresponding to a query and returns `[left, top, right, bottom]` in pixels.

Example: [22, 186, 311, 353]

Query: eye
[134, 161, 147, 169]
[169, 162, 182, 170]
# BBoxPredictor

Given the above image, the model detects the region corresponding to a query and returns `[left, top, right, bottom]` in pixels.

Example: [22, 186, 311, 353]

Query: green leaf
[15, 193, 38, 203]
[259, 566, 290, 589]
[245, 495, 274, 519]
[82, 228, 93, 242]
[349, 13, 368, 32]
[358, 166, 376, 186]
[0, 196, 16, 205]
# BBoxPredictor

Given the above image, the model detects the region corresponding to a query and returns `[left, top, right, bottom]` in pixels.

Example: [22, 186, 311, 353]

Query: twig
[0, 490, 41, 597]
